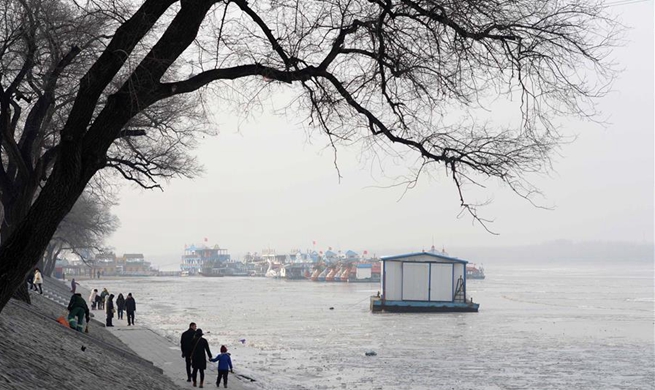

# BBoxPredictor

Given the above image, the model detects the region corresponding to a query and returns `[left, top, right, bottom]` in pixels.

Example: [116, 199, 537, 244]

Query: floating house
[348, 263, 381, 283]
[370, 252, 479, 313]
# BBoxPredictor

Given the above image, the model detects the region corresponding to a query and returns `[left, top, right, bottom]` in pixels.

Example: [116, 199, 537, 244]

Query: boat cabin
[371, 252, 479, 312]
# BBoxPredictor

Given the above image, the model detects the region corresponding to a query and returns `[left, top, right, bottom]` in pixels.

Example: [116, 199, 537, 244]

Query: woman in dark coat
[105, 294, 115, 327]
[190, 328, 213, 388]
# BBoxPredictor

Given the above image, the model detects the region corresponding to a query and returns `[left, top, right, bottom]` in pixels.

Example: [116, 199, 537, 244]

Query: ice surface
[89, 259, 654, 389]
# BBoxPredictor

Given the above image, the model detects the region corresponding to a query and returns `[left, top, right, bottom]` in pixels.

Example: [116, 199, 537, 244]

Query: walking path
[104, 307, 253, 389]
[30, 277, 256, 390]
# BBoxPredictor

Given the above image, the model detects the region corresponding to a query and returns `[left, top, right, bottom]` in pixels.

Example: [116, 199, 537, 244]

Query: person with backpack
[210, 345, 234, 388]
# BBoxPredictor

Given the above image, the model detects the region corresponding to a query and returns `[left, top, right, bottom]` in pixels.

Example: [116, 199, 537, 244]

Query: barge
[370, 251, 480, 313]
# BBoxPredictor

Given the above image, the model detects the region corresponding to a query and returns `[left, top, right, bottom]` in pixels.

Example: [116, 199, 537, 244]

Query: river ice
[88, 259, 654, 389]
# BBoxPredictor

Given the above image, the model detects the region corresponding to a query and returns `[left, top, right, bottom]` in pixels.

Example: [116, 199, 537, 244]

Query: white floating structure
[370, 252, 479, 313]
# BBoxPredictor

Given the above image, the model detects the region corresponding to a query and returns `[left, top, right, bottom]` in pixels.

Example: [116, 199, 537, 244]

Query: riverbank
[0, 278, 254, 389]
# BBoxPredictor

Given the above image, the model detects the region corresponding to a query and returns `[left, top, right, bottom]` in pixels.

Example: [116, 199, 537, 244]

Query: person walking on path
[190, 328, 212, 388]
[89, 289, 98, 310]
[33, 268, 43, 294]
[210, 345, 234, 388]
[70, 278, 80, 294]
[125, 293, 136, 325]
[67, 293, 90, 332]
[116, 293, 126, 320]
[181, 322, 198, 382]
[105, 294, 115, 327]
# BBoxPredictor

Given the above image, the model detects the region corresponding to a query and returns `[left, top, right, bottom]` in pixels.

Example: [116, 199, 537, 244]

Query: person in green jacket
[67, 293, 90, 332]
[99, 288, 109, 310]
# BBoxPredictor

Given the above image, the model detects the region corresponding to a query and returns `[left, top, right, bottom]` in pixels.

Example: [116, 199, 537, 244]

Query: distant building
[119, 253, 152, 275]
[180, 244, 230, 275]
[95, 252, 117, 275]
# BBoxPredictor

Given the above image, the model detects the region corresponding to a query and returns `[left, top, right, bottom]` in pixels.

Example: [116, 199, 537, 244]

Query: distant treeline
[448, 241, 654, 263]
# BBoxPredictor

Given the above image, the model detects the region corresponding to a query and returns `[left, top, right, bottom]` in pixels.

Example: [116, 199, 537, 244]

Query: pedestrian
[67, 293, 90, 332]
[26, 272, 34, 291]
[181, 322, 198, 382]
[70, 278, 80, 294]
[210, 345, 234, 388]
[95, 291, 103, 310]
[105, 294, 115, 327]
[116, 293, 125, 320]
[125, 293, 136, 326]
[33, 268, 43, 294]
[190, 328, 212, 388]
[89, 289, 98, 310]
[99, 288, 109, 310]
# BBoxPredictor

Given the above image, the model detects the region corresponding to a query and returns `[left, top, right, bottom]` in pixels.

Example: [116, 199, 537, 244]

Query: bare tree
[0, 0, 206, 302]
[41, 191, 119, 276]
[0, 0, 618, 313]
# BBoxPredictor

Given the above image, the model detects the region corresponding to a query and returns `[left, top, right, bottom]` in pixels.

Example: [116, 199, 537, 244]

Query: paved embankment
[0, 277, 255, 390]
[0, 278, 180, 390]
[105, 318, 253, 389]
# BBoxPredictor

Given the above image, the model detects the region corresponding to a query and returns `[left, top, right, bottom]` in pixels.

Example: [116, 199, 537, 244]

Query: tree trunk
[43, 245, 56, 277]
[0, 160, 90, 314]
[11, 283, 30, 305]
[0, 176, 43, 305]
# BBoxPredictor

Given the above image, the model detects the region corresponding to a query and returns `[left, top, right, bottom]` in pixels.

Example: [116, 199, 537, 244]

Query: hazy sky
[108, 2, 654, 268]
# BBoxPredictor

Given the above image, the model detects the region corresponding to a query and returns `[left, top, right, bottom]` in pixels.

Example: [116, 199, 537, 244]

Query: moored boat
[466, 264, 485, 279]
[371, 252, 479, 313]
[348, 262, 381, 283]
[337, 267, 350, 282]
[182, 244, 231, 276]
[325, 268, 338, 282]
[317, 268, 329, 282]
[281, 263, 313, 279]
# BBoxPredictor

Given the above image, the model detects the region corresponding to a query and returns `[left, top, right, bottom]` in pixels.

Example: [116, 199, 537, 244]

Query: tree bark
[11, 283, 30, 304]
[43, 244, 57, 277]
[0, 156, 89, 314]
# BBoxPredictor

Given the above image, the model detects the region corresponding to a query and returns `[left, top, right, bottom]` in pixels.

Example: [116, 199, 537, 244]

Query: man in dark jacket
[116, 293, 126, 320]
[125, 293, 136, 325]
[180, 322, 197, 382]
[105, 294, 115, 327]
[67, 293, 90, 332]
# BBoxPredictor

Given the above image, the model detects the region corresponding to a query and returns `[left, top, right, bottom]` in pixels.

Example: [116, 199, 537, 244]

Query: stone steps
[31, 284, 97, 319]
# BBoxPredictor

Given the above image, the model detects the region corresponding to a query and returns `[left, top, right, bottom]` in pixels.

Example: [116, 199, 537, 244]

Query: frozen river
[88, 259, 654, 389]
